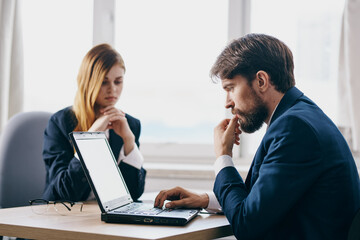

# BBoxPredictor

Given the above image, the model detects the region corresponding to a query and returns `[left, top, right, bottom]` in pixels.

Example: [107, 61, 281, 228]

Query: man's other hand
[154, 187, 209, 209]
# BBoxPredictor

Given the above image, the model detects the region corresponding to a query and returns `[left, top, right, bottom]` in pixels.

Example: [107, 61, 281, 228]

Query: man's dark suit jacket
[214, 87, 360, 239]
[42, 106, 146, 202]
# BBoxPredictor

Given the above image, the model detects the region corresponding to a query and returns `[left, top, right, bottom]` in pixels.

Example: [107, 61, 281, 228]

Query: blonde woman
[43, 44, 146, 201]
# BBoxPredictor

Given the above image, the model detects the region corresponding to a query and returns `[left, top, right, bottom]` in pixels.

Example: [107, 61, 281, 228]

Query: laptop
[69, 131, 199, 226]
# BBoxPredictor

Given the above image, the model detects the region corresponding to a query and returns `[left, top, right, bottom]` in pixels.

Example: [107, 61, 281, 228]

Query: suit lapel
[246, 146, 264, 189]
[246, 87, 304, 189]
[245, 159, 256, 189]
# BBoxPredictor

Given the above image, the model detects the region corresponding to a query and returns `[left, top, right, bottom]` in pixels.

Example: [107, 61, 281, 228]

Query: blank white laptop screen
[75, 138, 128, 204]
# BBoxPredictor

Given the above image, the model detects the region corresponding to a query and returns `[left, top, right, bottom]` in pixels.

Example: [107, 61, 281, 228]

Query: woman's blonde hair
[73, 43, 125, 131]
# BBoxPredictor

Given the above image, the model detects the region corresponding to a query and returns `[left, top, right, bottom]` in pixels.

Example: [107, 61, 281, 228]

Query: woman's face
[95, 64, 125, 109]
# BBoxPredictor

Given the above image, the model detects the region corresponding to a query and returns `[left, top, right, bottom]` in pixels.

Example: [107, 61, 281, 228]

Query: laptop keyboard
[114, 203, 169, 215]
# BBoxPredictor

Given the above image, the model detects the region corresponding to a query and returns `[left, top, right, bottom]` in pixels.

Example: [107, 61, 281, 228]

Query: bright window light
[22, 0, 93, 113]
[115, 0, 228, 144]
[251, 0, 344, 123]
[240, 0, 345, 157]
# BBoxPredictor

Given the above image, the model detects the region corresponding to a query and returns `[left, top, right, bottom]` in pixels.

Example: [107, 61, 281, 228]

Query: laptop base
[101, 212, 198, 226]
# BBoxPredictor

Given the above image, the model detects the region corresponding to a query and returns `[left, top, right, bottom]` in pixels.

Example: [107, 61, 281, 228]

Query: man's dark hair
[210, 33, 295, 93]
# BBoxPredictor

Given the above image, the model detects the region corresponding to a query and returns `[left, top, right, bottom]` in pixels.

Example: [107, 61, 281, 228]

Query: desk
[0, 200, 232, 240]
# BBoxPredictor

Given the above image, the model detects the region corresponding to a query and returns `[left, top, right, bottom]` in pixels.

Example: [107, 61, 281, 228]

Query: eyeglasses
[29, 199, 83, 215]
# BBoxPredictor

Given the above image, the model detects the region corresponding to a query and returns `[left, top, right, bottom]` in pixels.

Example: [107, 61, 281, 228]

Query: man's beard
[235, 92, 268, 133]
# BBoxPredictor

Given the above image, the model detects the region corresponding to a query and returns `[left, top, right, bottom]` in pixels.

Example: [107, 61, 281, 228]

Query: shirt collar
[266, 103, 279, 130]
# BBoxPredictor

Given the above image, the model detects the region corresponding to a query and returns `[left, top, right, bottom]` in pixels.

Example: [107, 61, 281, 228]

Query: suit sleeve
[42, 115, 91, 201]
[118, 118, 146, 201]
[213, 116, 323, 239]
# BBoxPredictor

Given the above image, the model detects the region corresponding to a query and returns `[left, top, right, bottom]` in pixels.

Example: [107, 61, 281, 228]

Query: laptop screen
[71, 132, 132, 211]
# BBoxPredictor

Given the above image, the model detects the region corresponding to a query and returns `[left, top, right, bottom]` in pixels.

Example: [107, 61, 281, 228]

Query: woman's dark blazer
[42, 106, 146, 201]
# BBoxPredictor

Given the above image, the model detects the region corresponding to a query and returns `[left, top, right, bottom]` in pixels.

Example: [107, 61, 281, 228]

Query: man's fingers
[155, 187, 207, 209]
[235, 125, 242, 134]
[154, 190, 167, 208]
[154, 188, 181, 208]
[226, 116, 238, 132]
[223, 116, 239, 139]
[165, 199, 187, 209]
[217, 118, 231, 130]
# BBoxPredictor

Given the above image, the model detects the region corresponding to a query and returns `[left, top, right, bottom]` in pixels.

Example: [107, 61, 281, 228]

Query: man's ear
[255, 70, 270, 93]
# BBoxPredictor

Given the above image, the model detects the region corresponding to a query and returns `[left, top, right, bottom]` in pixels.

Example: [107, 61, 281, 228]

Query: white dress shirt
[104, 129, 144, 169]
[205, 155, 234, 213]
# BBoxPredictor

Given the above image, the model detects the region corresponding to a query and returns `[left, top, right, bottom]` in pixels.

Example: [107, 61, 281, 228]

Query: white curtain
[338, 0, 360, 153]
[0, 0, 23, 131]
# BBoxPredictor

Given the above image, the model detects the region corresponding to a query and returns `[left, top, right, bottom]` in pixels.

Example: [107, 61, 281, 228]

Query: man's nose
[225, 95, 234, 109]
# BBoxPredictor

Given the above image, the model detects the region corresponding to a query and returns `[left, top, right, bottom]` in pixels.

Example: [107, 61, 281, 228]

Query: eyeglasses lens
[30, 200, 49, 214]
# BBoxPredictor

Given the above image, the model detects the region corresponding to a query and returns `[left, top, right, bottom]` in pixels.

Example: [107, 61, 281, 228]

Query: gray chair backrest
[0, 111, 52, 208]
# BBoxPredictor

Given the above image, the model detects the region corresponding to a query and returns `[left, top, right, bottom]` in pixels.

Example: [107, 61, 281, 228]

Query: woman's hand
[88, 114, 112, 132]
[90, 106, 135, 155]
[101, 107, 134, 140]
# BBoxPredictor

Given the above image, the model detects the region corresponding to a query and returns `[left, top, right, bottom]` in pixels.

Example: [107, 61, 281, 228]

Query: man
[154, 34, 360, 239]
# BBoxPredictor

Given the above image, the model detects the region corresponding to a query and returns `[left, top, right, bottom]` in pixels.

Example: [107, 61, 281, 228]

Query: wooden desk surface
[0, 200, 232, 240]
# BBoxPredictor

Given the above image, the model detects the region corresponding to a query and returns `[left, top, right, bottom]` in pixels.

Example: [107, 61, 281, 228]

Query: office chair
[348, 208, 360, 240]
[0, 111, 52, 208]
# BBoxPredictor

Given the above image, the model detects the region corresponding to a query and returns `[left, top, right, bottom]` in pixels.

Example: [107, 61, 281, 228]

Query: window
[114, 0, 228, 145]
[22, 0, 93, 113]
